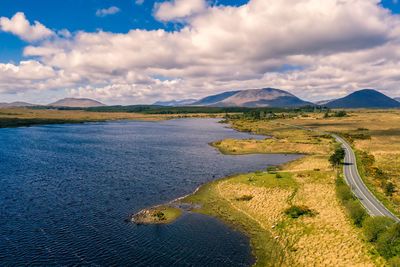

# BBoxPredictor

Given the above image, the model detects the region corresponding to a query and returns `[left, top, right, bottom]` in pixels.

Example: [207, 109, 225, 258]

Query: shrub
[236, 195, 253, 201]
[385, 182, 396, 196]
[152, 210, 166, 220]
[337, 185, 354, 202]
[376, 223, 400, 260]
[344, 200, 367, 227]
[285, 205, 317, 218]
[362, 216, 396, 242]
[276, 173, 282, 178]
[266, 166, 277, 173]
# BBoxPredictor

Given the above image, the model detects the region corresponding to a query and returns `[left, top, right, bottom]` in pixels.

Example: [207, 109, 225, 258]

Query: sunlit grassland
[280, 110, 400, 216]
[183, 119, 383, 266]
[0, 108, 223, 128]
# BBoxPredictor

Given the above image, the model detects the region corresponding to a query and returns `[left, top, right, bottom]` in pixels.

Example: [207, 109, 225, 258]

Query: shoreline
[130, 118, 384, 266]
[129, 126, 303, 265]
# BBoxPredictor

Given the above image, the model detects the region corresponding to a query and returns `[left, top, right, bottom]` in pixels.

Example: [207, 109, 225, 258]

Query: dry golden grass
[211, 169, 382, 266]
[198, 119, 384, 265]
[281, 110, 400, 214]
[214, 119, 334, 155]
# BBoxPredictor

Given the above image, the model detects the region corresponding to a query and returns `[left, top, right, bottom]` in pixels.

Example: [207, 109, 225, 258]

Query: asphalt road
[278, 122, 399, 222]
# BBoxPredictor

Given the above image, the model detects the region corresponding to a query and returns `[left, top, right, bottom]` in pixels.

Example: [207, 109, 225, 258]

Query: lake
[0, 118, 301, 266]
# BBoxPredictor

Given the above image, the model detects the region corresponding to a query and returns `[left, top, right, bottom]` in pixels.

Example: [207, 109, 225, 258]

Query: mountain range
[2, 89, 400, 109]
[155, 88, 399, 109]
[190, 88, 313, 107]
[0, 101, 37, 108]
[153, 99, 197, 106]
[49, 98, 105, 107]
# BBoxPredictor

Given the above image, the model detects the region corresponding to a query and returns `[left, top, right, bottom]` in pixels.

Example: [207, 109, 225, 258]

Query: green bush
[376, 223, 400, 260]
[388, 256, 400, 267]
[284, 205, 317, 218]
[362, 216, 396, 242]
[337, 185, 354, 202]
[344, 200, 367, 227]
[385, 182, 396, 196]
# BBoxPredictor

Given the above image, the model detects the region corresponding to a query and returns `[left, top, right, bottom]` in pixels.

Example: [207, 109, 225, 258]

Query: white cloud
[135, 0, 145, 5]
[3, 0, 400, 104]
[0, 12, 54, 42]
[0, 60, 56, 93]
[154, 0, 207, 21]
[96, 6, 120, 17]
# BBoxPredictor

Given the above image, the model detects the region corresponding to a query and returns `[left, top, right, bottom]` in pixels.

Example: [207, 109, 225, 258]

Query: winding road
[279, 122, 399, 222]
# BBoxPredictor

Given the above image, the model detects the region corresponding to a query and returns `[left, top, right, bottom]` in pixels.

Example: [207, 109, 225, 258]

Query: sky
[0, 0, 400, 105]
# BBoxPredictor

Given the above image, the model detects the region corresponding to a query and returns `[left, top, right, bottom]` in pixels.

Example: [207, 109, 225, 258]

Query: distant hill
[153, 99, 197, 106]
[395, 97, 400, 102]
[0, 101, 37, 108]
[325, 89, 400, 108]
[191, 88, 313, 107]
[49, 98, 106, 107]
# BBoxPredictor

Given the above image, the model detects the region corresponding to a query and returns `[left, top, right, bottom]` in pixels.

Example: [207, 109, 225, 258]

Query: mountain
[395, 97, 400, 102]
[49, 98, 106, 107]
[0, 101, 37, 108]
[325, 89, 400, 108]
[153, 99, 197, 106]
[191, 88, 313, 107]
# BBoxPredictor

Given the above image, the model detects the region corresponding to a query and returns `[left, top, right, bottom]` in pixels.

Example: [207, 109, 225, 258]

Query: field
[280, 110, 400, 216]
[0, 108, 222, 128]
[183, 119, 383, 266]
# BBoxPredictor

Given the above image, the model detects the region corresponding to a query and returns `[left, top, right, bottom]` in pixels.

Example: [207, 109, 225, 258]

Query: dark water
[0, 118, 301, 266]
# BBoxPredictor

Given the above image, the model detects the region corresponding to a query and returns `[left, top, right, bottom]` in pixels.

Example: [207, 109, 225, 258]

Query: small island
[131, 205, 182, 225]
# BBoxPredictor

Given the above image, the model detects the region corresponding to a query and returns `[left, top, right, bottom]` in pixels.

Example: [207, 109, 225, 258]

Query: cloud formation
[96, 6, 120, 17]
[154, 0, 207, 21]
[0, 12, 54, 42]
[1, 0, 400, 104]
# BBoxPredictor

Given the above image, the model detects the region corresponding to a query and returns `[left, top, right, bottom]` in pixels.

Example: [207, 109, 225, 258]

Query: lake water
[0, 118, 301, 266]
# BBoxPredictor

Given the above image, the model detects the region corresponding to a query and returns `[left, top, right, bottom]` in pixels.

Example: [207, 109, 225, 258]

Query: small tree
[344, 200, 367, 227]
[329, 146, 345, 167]
[362, 216, 396, 242]
[385, 182, 396, 196]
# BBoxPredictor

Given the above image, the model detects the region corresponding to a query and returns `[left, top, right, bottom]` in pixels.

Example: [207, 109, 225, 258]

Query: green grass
[232, 172, 297, 190]
[182, 176, 288, 266]
[157, 206, 183, 224]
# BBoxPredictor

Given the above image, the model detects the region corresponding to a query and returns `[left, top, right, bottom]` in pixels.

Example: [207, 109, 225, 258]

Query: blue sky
[1, 0, 400, 104]
[0, 0, 248, 61]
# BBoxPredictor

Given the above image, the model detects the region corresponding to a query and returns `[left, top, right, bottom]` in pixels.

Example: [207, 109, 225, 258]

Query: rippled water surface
[0, 118, 302, 266]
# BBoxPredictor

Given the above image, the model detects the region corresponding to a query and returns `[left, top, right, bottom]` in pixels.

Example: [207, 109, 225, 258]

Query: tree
[344, 200, 367, 227]
[385, 182, 396, 196]
[329, 146, 346, 167]
[362, 216, 396, 242]
[376, 223, 400, 260]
